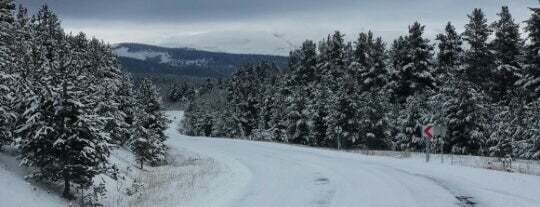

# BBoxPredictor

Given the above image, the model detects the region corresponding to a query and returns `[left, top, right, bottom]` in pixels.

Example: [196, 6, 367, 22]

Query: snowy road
[165, 112, 540, 207]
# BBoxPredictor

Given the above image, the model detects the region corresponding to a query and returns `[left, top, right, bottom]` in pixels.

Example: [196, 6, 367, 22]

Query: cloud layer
[17, 0, 539, 55]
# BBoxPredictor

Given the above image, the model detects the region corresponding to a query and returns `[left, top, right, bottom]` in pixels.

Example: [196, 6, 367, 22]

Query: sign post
[423, 125, 432, 162]
[422, 125, 446, 163]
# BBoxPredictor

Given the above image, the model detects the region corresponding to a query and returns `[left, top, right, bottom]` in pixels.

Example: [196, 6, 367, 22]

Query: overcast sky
[15, 0, 539, 55]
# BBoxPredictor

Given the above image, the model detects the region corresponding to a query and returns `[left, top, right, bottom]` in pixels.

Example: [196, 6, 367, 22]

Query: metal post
[337, 133, 341, 150]
[425, 136, 430, 163]
[440, 138, 444, 164]
[335, 126, 342, 150]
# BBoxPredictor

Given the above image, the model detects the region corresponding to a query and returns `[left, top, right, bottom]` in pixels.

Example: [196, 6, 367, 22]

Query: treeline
[182, 5, 540, 160]
[0, 2, 167, 203]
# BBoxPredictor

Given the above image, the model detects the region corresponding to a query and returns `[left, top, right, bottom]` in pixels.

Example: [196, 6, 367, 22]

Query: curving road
[165, 111, 540, 207]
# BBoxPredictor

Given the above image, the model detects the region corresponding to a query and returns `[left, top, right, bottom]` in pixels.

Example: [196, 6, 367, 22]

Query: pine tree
[442, 72, 490, 155]
[354, 32, 388, 91]
[114, 73, 137, 145]
[512, 100, 540, 159]
[395, 95, 427, 151]
[307, 83, 330, 146]
[357, 90, 391, 150]
[290, 40, 317, 86]
[326, 77, 361, 149]
[0, 72, 16, 148]
[19, 19, 112, 199]
[517, 3, 540, 102]
[227, 66, 259, 137]
[0, 0, 16, 148]
[490, 6, 522, 103]
[132, 79, 167, 168]
[389, 22, 435, 103]
[435, 22, 463, 79]
[285, 88, 310, 144]
[167, 83, 183, 103]
[463, 8, 494, 91]
[354, 31, 373, 68]
[0, 0, 15, 73]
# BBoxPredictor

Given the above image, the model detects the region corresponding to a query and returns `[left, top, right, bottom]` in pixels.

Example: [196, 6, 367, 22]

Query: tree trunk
[62, 171, 72, 199]
[140, 159, 144, 170]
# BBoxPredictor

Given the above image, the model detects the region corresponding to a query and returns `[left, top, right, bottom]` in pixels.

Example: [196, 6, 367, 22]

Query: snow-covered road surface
[165, 111, 540, 207]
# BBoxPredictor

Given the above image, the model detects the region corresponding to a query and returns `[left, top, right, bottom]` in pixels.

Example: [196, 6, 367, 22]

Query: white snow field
[164, 111, 540, 207]
[1, 111, 540, 206]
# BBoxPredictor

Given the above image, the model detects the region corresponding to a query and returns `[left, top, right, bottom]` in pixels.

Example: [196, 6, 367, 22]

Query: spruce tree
[132, 78, 168, 168]
[442, 72, 490, 155]
[285, 88, 310, 144]
[463, 8, 494, 91]
[490, 6, 522, 103]
[290, 40, 317, 86]
[326, 77, 361, 149]
[435, 22, 463, 79]
[0, 0, 15, 73]
[0, 72, 16, 148]
[517, 3, 540, 102]
[20, 28, 111, 200]
[389, 22, 435, 103]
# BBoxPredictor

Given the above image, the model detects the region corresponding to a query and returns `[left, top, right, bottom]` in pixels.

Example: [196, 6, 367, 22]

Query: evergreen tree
[0, 72, 16, 148]
[389, 22, 435, 103]
[517, 3, 540, 102]
[285, 88, 310, 144]
[435, 22, 463, 79]
[442, 73, 490, 155]
[326, 77, 361, 149]
[395, 95, 429, 151]
[132, 78, 167, 168]
[490, 6, 522, 103]
[290, 40, 317, 86]
[463, 8, 494, 91]
[167, 83, 183, 103]
[357, 90, 391, 150]
[19, 13, 112, 198]
[0, 0, 15, 73]
[354, 31, 373, 68]
[512, 101, 540, 159]
[354, 32, 388, 91]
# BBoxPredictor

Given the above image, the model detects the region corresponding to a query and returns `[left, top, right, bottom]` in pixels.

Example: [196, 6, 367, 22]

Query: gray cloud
[15, 0, 539, 55]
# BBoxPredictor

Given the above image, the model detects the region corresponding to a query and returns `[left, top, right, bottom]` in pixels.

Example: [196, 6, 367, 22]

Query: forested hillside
[113, 43, 288, 77]
[183, 6, 540, 160]
[0, 1, 168, 204]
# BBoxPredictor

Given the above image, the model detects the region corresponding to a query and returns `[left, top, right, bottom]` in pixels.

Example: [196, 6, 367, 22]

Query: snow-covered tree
[395, 95, 428, 151]
[290, 40, 317, 86]
[0, 0, 15, 73]
[463, 8, 494, 91]
[389, 22, 435, 103]
[512, 101, 540, 159]
[435, 22, 463, 79]
[489, 6, 522, 103]
[285, 88, 310, 144]
[20, 28, 112, 200]
[132, 78, 167, 168]
[517, 3, 540, 102]
[357, 90, 392, 150]
[354, 32, 388, 91]
[442, 73, 490, 155]
[326, 77, 361, 149]
[0, 72, 16, 148]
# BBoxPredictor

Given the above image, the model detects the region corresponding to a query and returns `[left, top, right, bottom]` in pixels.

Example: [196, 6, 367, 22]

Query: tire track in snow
[381, 166, 477, 207]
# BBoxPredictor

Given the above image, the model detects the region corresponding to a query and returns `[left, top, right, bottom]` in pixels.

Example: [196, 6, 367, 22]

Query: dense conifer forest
[183, 5, 540, 160]
[0, 1, 167, 202]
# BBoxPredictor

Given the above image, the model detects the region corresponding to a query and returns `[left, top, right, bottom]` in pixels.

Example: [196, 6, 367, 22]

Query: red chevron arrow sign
[423, 125, 433, 138]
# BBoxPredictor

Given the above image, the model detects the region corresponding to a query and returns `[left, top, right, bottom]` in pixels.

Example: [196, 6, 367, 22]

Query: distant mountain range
[112, 43, 289, 77]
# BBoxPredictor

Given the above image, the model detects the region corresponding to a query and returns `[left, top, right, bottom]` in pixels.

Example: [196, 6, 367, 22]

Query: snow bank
[352, 149, 540, 176]
[0, 147, 69, 207]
